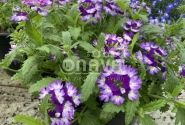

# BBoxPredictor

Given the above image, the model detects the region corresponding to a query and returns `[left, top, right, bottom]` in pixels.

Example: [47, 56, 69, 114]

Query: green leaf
[69, 27, 81, 40]
[21, 56, 38, 76]
[102, 103, 125, 113]
[29, 77, 56, 93]
[129, 33, 139, 53]
[80, 111, 101, 125]
[125, 100, 139, 125]
[116, 0, 130, 11]
[62, 31, 72, 45]
[79, 41, 97, 53]
[39, 95, 51, 125]
[175, 108, 185, 125]
[139, 115, 156, 125]
[142, 99, 166, 112]
[25, 21, 43, 46]
[96, 33, 105, 51]
[100, 103, 125, 122]
[171, 83, 184, 97]
[14, 115, 44, 125]
[81, 72, 100, 102]
[0, 49, 17, 67]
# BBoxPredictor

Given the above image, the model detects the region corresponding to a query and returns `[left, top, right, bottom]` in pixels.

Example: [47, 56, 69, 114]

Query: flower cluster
[123, 20, 142, 42]
[11, 6, 28, 22]
[136, 42, 167, 76]
[40, 80, 80, 125]
[97, 64, 142, 105]
[149, 0, 182, 23]
[104, 34, 130, 58]
[22, 0, 52, 16]
[130, 0, 151, 14]
[179, 64, 185, 77]
[78, 0, 122, 23]
[78, 0, 102, 23]
[104, 0, 123, 16]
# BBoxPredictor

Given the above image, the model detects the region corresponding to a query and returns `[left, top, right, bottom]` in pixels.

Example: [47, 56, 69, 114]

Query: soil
[0, 69, 39, 125]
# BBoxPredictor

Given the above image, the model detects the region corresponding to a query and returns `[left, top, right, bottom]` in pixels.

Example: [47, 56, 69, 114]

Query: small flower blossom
[11, 12, 28, 22]
[58, 0, 71, 5]
[78, 0, 102, 23]
[136, 42, 167, 76]
[123, 20, 142, 42]
[40, 80, 80, 125]
[104, 34, 130, 58]
[179, 64, 185, 77]
[22, 0, 52, 16]
[104, 0, 123, 16]
[97, 64, 142, 105]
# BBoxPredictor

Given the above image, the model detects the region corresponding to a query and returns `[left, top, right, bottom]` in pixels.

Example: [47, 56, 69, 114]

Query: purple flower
[104, 34, 130, 58]
[11, 11, 28, 22]
[22, 0, 52, 16]
[136, 42, 167, 76]
[123, 20, 142, 42]
[123, 20, 142, 33]
[97, 64, 142, 105]
[179, 64, 185, 77]
[104, 0, 123, 16]
[40, 80, 80, 125]
[78, 0, 103, 23]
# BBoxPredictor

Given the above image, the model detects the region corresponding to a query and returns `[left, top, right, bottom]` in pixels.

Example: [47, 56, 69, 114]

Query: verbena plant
[1, 0, 185, 125]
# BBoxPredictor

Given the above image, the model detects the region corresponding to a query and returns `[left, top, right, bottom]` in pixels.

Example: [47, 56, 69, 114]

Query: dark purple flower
[11, 11, 28, 22]
[40, 80, 80, 125]
[123, 20, 142, 42]
[78, 0, 103, 23]
[135, 42, 167, 76]
[104, 34, 130, 58]
[179, 64, 185, 77]
[104, 0, 123, 16]
[97, 64, 142, 105]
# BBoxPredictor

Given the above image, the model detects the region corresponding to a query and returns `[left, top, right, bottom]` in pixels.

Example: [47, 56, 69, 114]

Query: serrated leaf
[142, 99, 166, 112]
[100, 103, 125, 122]
[39, 95, 50, 125]
[102, 103, 125, 113]
[80, 111, 102, 125]
[125, 100, 139, 125]
[21, 56, 38, 76]
[69, 27, 81, 40]
[29, 77, 56, 93]
[25, 21, 43, 46]
[129, 33, 139, 53]
[116, 0, 130, 11]
[0, 49, 17, 67]
[79, 41, 97, 53]
[62, 31, 72, 45]
[14, 115, 44, 125]
[175, 108, 185, 125]
[171, 83, 184, 97]
[139, 115, 156, 125]
[81, 72, 100, 102]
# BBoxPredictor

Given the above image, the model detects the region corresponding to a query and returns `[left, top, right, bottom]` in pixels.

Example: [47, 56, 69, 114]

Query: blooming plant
[1, 0, 185, 125]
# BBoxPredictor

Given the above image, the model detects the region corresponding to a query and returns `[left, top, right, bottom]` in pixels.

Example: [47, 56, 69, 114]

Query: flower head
[11, 11, 28, 22]
[123, 20, 142, 42]
[78, 0, 102, 23]
[136, 42, 167, 76]
[104, 34, 130, 58]
[104, 0, 123, 16]
[40, 80, 80, 125]
[97, 64, 142, 105]
[179, 64, 185, 77]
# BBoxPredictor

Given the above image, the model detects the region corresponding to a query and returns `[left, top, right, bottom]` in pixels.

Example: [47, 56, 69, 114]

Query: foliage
[0, 0, 185, 125]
